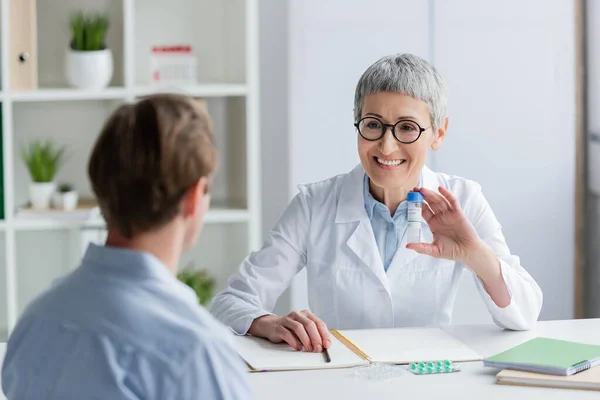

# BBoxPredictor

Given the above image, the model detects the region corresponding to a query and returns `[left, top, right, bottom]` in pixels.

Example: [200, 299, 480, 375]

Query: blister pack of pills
[407, 360, 461, 375]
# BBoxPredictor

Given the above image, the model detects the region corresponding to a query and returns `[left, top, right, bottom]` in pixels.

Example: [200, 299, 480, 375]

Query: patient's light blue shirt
[1, 243, 252, 400]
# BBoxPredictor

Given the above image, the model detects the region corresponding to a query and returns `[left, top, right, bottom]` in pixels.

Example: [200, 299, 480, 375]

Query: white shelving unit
[0, 0, 260, 339]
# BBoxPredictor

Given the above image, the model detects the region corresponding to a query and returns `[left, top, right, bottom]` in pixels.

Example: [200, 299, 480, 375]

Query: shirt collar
[81, 243, 198, 304]
[363, 173, 378, 220]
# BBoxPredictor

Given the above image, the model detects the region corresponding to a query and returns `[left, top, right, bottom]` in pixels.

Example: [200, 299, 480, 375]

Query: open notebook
[496, 367, 600, 391]
[231, 327, 481, 372]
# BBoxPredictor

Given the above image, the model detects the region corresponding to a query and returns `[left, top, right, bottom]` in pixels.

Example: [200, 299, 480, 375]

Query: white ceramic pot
[65, 48, 113, 89]
[51, 190, 78, 211]
[61, 191, 79, 211]
[29, 182, 56, 210]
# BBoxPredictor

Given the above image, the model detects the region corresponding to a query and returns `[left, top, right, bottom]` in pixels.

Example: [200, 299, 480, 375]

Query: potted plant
[66, 11, 113, 89]
[20, 139, 67, 209]
[177, 265, 215, 306]
[52, 183, 78, 211]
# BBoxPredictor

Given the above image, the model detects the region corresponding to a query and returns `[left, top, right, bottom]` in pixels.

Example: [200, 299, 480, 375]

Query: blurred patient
[1, 94, 252, 399]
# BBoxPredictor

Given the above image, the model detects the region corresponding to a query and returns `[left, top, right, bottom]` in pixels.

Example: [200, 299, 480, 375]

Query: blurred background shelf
[8, 207, 250, 231]
[10, 88, 128, 102]
[0, 0, 260, 338]
[12, 218, 105, 231]
[134, 84, 248, 98]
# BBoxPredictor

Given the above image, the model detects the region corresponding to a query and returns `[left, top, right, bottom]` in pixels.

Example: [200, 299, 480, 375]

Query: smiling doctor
[210, 53, 543, 353]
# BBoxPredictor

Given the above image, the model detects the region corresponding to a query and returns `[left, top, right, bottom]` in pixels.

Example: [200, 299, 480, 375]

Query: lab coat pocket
[432, 259, 460, 314]
[306, 260, 337, 326]
[331, 264, 396, 329]
[333, 265, 367, 329]
[393, 259, 455, 326]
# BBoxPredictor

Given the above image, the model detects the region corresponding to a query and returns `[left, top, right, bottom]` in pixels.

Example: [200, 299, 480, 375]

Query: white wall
[433, 0, 576, 322]
[288, 0, 430, 192]
[258, 0, 292, 315]
[260, 0, 577, 322]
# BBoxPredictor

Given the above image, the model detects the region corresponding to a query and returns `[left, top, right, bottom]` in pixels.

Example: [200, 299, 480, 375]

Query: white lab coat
[210, 164, 543, 334]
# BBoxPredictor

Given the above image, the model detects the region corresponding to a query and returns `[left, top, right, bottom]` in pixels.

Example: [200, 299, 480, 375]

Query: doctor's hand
[405, 186, 484, 264]
[406, 186, 511, 307]
[248, 310, 331, 352]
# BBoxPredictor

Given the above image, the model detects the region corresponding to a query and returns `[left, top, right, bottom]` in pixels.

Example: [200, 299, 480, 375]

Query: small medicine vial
[407, 191, 424, 244]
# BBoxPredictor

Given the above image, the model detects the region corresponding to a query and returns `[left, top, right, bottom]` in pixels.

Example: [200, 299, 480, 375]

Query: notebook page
[338, 327, 481, 364]
[231, 334, 369, 371]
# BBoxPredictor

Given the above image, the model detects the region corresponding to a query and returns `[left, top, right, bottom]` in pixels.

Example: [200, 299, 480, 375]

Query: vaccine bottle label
[407, 205, 421, 223]
[407, 223, 421, 243]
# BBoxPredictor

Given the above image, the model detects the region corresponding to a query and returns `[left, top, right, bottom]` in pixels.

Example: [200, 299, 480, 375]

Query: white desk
[0, 320, 599, 399]
[247, 319, 600, 399]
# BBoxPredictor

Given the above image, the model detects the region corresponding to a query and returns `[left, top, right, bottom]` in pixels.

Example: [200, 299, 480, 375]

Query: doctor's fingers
[418, 187, 452, 213]
[275, 325, 302, 351]
[282, 317, 315, 352]
[302, 310, 331, 348]
[287, 312, 323, 352]
[421, 202, 435, 223]
[438, 186, 461, 210]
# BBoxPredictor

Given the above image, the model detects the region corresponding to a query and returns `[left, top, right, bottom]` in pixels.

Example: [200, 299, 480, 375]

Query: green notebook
[484, 337, 600, 376]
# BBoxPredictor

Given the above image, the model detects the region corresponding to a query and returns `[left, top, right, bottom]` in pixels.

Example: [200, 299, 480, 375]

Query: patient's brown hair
[88, 93, 217, 237]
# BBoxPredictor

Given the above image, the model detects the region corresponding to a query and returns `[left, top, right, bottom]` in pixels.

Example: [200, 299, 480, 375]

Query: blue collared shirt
[363, 173, 422, 271]
[1, 244, 252, 400]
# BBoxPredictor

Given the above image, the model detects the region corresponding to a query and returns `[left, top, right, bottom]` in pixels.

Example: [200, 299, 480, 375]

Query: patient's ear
[182, 177, 209, 217]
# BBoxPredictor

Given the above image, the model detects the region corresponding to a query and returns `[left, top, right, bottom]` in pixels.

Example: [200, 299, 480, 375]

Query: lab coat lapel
[388, 220, 435, 271]
[346, 219, 389, 290]
[335, 164, 389, 291]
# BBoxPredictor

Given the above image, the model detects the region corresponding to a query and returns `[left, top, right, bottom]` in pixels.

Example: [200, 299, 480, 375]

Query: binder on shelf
[10, 0, 39, 91]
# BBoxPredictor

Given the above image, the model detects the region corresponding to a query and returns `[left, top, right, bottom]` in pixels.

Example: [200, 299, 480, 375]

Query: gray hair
[354, 53, 447, 131]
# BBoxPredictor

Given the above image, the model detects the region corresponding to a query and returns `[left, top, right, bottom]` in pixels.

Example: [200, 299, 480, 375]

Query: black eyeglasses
[354, 116, 431, 144]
